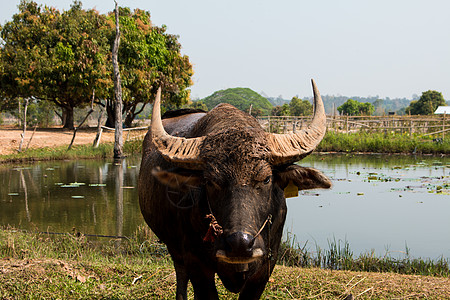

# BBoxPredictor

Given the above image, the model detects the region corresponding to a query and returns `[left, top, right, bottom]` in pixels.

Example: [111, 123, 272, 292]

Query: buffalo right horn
[266, 79, 327, 166]
[150, 87, 205, 169]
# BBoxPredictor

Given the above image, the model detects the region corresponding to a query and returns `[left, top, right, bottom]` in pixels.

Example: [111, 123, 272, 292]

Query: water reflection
[0, 156, 144, 237]
[115, 159, 124, 244]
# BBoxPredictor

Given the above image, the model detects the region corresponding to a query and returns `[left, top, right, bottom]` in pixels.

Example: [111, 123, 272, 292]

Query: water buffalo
[138, 80, 331, 299]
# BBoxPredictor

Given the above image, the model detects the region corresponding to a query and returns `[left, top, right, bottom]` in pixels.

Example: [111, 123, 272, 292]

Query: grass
[278, 234, 450, 277]
[1, 227, 450, 299]
[0, 140, 143, 163]
[317, 131, 450, 154]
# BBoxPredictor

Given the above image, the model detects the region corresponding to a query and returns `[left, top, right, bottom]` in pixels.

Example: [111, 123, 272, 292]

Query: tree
[112, 1, 123, 159]
[0, 1, 55, 111]
[1, 1, 193, 129]
[12, 98, 57, 127]
[405, 90, 446, 115]
[0, 1, 111, 129]
[271, 104, 290, 116]
[289, 96, 312, 116]
[337, 99, 360, 116]
[359, 102, 375, 115]
[44, 1, 111, 129]
[373, 99, 385, 116]
[186, 100, 208, 111]
[104, 7, 193, 128]
[337, 99, 374, 116]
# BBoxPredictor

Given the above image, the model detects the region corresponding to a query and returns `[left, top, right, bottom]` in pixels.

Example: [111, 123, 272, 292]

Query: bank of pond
[0, 131, 449, 163]
[0, 153, 449, 277]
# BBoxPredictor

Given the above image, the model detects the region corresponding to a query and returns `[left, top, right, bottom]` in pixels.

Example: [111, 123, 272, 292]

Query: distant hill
[201, 88, 273, 116]
[266, 96, 290, 106]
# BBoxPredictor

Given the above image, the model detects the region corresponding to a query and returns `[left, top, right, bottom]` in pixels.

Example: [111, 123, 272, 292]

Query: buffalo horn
[267, 79, 327, 166]
[151, 87, 205, 168]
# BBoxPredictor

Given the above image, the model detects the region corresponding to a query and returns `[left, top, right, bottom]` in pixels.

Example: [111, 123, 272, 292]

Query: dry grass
[1, 219, 450, 299]
[1, 257, 450, 299]
[269, 266, 450, 299]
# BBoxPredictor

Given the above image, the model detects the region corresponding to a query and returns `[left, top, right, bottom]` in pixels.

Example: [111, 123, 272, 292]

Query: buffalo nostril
[225, 232, 254, 256]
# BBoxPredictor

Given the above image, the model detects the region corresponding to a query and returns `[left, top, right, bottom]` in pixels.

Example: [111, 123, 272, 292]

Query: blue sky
[2, 0, 450, 100]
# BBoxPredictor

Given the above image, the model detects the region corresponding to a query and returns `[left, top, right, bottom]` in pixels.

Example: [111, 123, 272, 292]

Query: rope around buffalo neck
[203, 197, 223, 242]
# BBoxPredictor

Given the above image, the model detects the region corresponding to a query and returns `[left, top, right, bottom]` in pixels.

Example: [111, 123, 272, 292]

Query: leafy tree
[360, 102, 375, 115]
[271, 106, 282, 116]
[202, 88, 272, 116]
[271, 104, 290, 116]
[337, 99, 360, 116]
[186, 100, 208, 111]
[289, 96, 312, 116]
[9, 98, 57, 127]
[337, 99, 374, 116]
[104, 7, 193, 128]
[45, 1, 111, 129]
[405, 90, 446, 115]
[1, 1, 192, 129]
[0, 0, 111, 129]
[0, 1, 55, 111]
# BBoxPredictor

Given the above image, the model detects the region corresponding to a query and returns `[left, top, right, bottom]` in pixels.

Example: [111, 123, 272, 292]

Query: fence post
[346, 116, 349, 134]
[410, 117, 413, 137]
[443, 113, 446, 140]
[94, 127, 103, 148]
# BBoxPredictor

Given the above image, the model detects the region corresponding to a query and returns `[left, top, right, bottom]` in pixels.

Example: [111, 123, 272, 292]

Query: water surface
[0, 157, 144, 238]
[290, 154, 450, 259]
[0, 154, 448, 259]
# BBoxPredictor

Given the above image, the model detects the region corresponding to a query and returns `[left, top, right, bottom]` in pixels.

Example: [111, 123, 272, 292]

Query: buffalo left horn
[151, 87, 205, 169]
[267, 79, 327, 166]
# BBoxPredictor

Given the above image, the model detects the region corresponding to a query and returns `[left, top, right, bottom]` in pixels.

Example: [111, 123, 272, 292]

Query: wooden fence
[93, 126, 148, 147]
[257, 115, 449, 139]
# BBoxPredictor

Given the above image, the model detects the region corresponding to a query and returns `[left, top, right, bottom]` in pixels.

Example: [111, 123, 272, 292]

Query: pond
[287, 154, 450, 260]
[0, 157, 144, 239]
[0, 154, 449, 260]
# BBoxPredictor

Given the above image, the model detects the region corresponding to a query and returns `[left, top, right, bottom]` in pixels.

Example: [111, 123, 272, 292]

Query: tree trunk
[112, 1, 123, 159]
[105, 99, 115, 128]
[62, 106, 75, 129]
[124, 102, 147, 128]
[123, 104, 136, 128]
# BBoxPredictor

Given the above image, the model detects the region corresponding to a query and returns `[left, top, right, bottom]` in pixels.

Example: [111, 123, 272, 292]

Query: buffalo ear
[152, 168, 202, 191]
[275, 165, 332, 191]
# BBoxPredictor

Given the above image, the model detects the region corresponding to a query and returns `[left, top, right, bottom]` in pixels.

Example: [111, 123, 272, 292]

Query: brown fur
[139, 103, 331, 299]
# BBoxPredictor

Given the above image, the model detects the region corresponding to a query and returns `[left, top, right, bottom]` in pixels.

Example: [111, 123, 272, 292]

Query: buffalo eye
[263, 176, 272, 184]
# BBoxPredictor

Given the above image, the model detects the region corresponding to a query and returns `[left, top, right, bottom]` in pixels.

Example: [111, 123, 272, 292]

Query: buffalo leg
[238, 281, 268, 300]
[174, 261, 189, 300]
[190, 268, 219, 300]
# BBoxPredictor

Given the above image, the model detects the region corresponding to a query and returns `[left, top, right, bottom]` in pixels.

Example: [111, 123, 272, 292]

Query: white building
[434, 106, 450, 114]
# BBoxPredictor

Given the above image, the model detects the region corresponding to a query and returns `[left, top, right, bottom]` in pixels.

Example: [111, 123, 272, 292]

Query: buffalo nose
[225, 232, 255, 256]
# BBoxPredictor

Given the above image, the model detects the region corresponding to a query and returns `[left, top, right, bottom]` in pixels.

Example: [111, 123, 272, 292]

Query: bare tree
[112, 1, 123, 159]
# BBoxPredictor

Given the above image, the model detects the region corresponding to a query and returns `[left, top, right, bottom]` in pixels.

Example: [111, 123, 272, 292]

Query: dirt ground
[0, 126, 117, 155]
